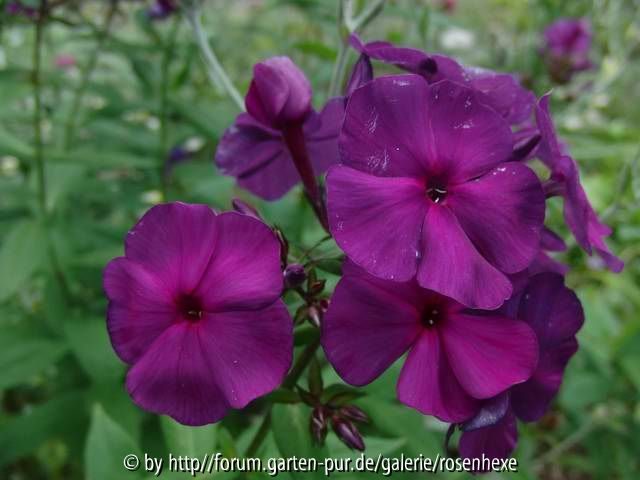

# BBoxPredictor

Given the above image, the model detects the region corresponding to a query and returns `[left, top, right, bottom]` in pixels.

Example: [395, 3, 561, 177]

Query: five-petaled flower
[103, 202, 293, 425]
[327, 77, 545, 309]
[321, 261, 539, 423]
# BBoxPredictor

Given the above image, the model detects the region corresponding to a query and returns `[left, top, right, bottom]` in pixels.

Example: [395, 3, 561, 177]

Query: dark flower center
[419, 57, 438, 76]
[421, 306, 444, 328]
[426, 184, 448, 203]
[177, 294, 204, 322]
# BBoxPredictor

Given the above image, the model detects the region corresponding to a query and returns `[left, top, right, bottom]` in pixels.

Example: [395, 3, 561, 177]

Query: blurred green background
[0, 0, 639, 479]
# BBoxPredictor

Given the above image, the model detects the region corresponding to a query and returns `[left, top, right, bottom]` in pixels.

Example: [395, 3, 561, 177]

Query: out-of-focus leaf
[85, 404, 142, 480]
[272, 404, 328, 479]
[64, 316, 125, 384]
[0, 326, 67, 389]
[0, 220, 47, 302]
[0, 392, 87, 467]
[293, 41, 336, 60]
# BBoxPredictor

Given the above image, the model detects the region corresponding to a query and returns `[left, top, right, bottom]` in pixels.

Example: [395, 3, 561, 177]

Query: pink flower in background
[103, 202, 293, 425]
[54, 54, 76, 69]
[327, 76, 545, 309]
[321, 261, 539, 423]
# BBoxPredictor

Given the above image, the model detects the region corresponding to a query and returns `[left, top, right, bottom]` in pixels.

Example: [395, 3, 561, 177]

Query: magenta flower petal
[441, 313, 538, 399]
[464, 68, 536, 125]
[397, 330, 479, 422]
[198, 302, 293, 407]
[125, 323, 229, 426]
[124, 203, 218, 294]
[510, 274, 583, 421]
[245, 57, 312, 127]
[321, 272, 422, 386]
[448, 162, 545, 273]
[459, 409, 518, 463]
[536, 94, 623, 271]
[327, 165, 427, 281]
[194, 212, 283, 311]
[339, 74, 430, 178]
[418, 206, 512, 309]
[425, 81, 514, 182]
[304, 97, 345, 174]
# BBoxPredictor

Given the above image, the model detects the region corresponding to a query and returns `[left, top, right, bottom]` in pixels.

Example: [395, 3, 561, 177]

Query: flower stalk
[62, 0, 118, 150]
[183, 1, 244, 110]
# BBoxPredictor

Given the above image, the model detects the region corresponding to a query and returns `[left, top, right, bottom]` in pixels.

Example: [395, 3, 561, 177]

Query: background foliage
[0, 0, 639, 479]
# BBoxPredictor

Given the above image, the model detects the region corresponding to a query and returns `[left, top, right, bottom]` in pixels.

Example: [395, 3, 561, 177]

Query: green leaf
[0, 220, 47, 302]
[0, 392, 87, 467]
[64, 316, 125, 384]
[0, 325, 68, 389]
[320, 384, 364, 406]
[85, 404, 142, 480]
[160, 416, 217, 457]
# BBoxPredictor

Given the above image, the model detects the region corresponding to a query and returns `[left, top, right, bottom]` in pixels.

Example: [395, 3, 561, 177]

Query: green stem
[62, 0, 117, 151]
[183, 2, 244, 110]
[158, 16, 181, 198]
[33, 3, 46, 214]
[328, 0, 386, 97]
[244, 341, 321, 457]
[33, 2, 72, 301]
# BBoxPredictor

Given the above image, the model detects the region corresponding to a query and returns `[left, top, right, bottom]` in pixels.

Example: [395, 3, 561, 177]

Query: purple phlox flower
[458, 273, 584, 464]
[543, 18, 593, 83]
[327, 76, 545, 309]
[535, 93, 623, 272]
[215, 56, 343, 201]
[103, 202, 293, 425]
[5, 1, 38, 18]
[148, 0, 179, 20]
[321, 261, 539, 423]
[344, 52, 373, 100]
[510, 123, 541, 162]
[349, 34, 535, 126]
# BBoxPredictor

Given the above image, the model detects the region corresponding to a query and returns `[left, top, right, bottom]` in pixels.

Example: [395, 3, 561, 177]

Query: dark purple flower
[349, 34, 535, 126]
[103, 202, 293, 425]
[216, 57, 342, 201]
[148, 0, 179, 20]
[535, 94, 623, 272]
[459, 273, 584, 461]
[543, 18, 593, 83]
[321, 261, 538, 423]
[327, 77, 545, 309]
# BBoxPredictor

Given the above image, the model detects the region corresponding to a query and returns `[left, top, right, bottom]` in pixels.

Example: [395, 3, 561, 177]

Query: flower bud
[340, 405, 369, 424]
[284, 263, 306, 289]
[307, 305, 321, 328]
[331, 417, 365, 451]
[245, 57, 312, 128]
[310, 406, 329, 445]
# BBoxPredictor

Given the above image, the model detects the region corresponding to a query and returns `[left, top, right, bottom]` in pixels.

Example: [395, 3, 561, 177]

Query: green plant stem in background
[32, 1, 72, 302]
[328, 0, 386, 97]
[183, 1, 244, 110]
[33, 4, 47, 214]
[245, 341, 321, 457]
[158, 16, 181, 198]
[62, 1, 118, 151]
